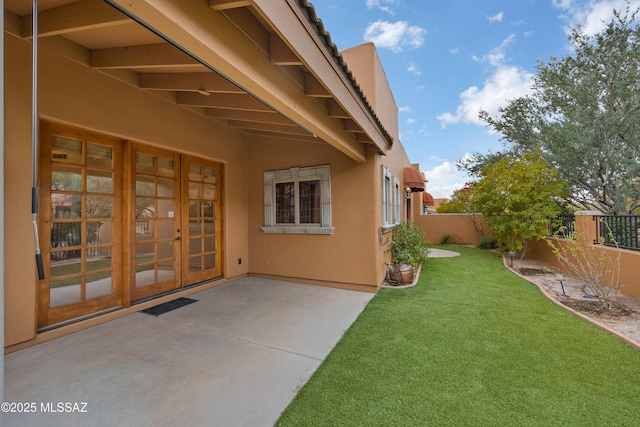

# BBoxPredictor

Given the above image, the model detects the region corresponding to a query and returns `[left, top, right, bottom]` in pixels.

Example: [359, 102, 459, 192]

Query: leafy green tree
[469, 149, 568, 255]
[477, 5, 640, 214]
[436, 184, 474, 213]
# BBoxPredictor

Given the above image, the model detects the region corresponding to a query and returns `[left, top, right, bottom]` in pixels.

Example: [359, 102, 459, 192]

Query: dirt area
[507, 257, 640, 348]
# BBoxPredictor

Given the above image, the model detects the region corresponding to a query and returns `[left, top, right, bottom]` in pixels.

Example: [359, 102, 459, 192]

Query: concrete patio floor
[2, 277, 374, 427]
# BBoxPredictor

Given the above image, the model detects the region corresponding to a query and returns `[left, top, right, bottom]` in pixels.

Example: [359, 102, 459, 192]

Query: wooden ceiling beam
[270, 34, 303, 66]
[91, 43, 199, 69]
[208, 0, 252, 11]
[176, 92, 273, 112]
[139, 72, 244, 94]
[227, 120, 308, 135]
[22, 0, 129, 39]
[205, 109, 290, 125]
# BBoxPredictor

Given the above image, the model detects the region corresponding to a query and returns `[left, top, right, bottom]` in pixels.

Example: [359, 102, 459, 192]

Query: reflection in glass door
[183, 157, 222, 285]
[131, 146, 181, 301]
[38, 123, 122, 328]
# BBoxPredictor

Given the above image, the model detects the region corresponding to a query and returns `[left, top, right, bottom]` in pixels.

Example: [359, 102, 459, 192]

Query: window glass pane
[52, 136, 83, 164]
[51, 222, 82, 248]
[86, 196, 112, 219]
[50, 251, 82, 277]
[203, 166, 216, 183]
[135, 247, 155, 264]
[86, 221, 112, 245]
[203, 253, 216, 270]
[299, 180, 321, 224]
[50, 276, 81, 307]
[157, 157, 175, 178]
[275, 182, 295, 224]
[189, 256, 202, 273]
[86, 272, 113, 299]
[136, 198, 155, 218]
[52, 164, 82, 191]
[87, 169, 113, 193]
[136, 153, 155, 174]
[189, 164, 202, 181]
[158, 199, 175, 218]
[189, 237, 201, 255]
[157, 178, 174, 198]
[51, 194, 82, 218]
[204, 184, 216, 201]
[136, 176, 155, 196]
[157, 241, 174, 262]
[157, 260, 175, 282]
[204, 237, 216, 252]
[87, 143, 113, 169]
[203, 202, 215, 219]
[86, 251, 112, 272]
[157, 220, 175, 239]
[189, 219, 203, 236]
[189, 182, 202, 200]
[136, 220, 152, 236]
[189, 201, 201, 219]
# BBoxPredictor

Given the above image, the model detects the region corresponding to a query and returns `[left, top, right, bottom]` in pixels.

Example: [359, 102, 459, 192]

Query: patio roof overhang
[5, 0, 395, 163]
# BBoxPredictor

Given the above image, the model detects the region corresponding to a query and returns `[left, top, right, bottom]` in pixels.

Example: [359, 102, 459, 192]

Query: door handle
[175, 236, 181, 241]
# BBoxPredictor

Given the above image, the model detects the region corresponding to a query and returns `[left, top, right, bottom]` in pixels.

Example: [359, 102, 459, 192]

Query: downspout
[32, 0, 44, 280]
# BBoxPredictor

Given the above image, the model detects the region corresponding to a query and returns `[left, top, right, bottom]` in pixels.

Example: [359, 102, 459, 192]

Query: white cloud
[407, 63, 422, 76]
[553, 0, 640, 36]
[488, 12, 504, 23]
[366, 0, 396, 15]
[398, 106, 411, 112]
[472, 34, 515, 67]
[364, 21, 427, 52]
[437, 36, 533, 129]
[449, 46, 460, 55]
[423, 160, 468, 199]
[407, 118, 416, 124]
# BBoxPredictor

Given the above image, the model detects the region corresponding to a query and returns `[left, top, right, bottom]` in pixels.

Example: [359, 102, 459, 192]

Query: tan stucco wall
[414, 213, 486, 245]
[341, 43, 399, 143]
[4, 34, 250, 346]
[247, 136, 381, 289]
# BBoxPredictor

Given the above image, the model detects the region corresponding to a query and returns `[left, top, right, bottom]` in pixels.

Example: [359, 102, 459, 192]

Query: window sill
[381, 224, 398, 233]
[261, 226, 334, 235]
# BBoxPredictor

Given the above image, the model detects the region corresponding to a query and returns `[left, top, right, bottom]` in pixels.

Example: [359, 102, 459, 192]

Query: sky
[311, 0, 640, 199]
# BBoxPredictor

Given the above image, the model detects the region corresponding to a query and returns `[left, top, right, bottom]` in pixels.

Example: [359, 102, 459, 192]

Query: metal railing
[551, 215, 575, 238]
[597, 215, 640, 251]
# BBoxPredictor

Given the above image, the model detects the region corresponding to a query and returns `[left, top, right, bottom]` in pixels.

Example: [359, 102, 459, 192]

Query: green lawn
[277, 246, 640, 426]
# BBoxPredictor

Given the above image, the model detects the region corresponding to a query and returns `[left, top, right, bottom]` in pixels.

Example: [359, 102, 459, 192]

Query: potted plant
[388, 221, 430, 284]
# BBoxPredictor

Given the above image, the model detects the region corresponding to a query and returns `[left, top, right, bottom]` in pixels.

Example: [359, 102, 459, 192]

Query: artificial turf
[276, 246, 640, 426]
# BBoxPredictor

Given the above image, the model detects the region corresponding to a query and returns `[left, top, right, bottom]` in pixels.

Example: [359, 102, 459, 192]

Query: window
[393, 176, 401, 224]
[262, 165, 333, 234]
[382, 166, 393, 227]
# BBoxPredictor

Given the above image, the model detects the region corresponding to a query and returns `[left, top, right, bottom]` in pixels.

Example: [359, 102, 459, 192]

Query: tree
[478, 5, 640, 214]
[468, 149, 568, 255]
[435, 183, 474, 213]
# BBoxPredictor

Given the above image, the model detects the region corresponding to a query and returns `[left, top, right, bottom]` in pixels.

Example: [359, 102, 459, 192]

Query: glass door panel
[38, 122, 122, 328]
[131, 146, 181, 301]
[183, 157, 222, 285]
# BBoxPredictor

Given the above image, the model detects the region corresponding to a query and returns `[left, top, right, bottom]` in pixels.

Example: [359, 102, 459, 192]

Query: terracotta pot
[389, 264, 414, 284]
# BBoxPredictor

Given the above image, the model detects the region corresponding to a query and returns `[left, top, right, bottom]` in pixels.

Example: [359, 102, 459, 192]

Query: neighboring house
[3, 0, 424, 351]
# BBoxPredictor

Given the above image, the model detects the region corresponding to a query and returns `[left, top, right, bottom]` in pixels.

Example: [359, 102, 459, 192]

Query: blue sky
[312, 0, 639, 198]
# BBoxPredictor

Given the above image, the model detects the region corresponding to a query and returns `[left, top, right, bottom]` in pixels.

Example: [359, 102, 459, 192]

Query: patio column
[1, 0, 5, 405]
[574, 210, 602, 246]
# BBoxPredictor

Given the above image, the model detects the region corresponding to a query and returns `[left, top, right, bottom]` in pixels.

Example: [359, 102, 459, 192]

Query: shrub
[391, 222, 430, 267]
[477, 236, 497, 250]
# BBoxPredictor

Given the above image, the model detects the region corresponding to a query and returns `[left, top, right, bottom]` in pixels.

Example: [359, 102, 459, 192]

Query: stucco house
[2, 0, 425, 355]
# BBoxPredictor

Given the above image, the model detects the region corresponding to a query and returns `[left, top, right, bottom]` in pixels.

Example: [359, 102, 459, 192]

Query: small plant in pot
[388, 221, 430, 284]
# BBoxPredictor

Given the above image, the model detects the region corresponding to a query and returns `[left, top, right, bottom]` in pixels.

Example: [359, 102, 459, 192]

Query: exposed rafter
[208, 0, 251, 11]
[22, 0, 128, 39]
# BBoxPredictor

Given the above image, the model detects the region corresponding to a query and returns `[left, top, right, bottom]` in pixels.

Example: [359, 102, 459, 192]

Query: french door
[38, 123, 223, 327]
[38, 122, 123, 328]
[130, 145, 182, 301]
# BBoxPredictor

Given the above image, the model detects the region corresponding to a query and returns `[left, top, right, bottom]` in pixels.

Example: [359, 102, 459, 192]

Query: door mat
[141, 297, 198, 316]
